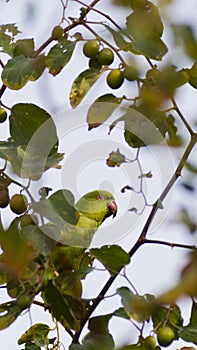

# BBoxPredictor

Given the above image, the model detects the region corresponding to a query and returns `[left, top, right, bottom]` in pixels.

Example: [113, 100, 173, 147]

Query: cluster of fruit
[0, 187, 37, 227]
[142, 326, 176, 349]
[83, 39, 138, 89]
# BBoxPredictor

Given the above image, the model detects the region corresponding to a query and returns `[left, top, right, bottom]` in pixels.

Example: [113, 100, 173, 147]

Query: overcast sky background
[0, 0, 197, 349]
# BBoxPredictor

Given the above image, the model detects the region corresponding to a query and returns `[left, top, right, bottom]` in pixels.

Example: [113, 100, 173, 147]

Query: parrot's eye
[96, 194, 104, 200]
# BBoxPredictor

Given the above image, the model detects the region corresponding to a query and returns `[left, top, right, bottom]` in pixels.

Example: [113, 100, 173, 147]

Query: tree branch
[143, 238, 197, 250]
[72, 133, 197, 344]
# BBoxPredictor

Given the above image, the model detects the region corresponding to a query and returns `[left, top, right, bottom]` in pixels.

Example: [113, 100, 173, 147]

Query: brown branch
[139, 134, 197, 240]
[172, 98, 194, 135]
[143, 238, 197, 250]
[72, 133, 197, 344]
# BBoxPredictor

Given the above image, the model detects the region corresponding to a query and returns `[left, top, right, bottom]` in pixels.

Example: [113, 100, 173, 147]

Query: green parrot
[58, 189, 117, 248]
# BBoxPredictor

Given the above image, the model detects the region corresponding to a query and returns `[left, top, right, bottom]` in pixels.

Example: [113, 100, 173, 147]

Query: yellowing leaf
[70, 68, 104, 108]
[87, 93, 121, 130]
[46, 40, 76, 75]
[106, 149, 126, 167]
[2, 54, 45, 90]
[17, 323, 50, 346]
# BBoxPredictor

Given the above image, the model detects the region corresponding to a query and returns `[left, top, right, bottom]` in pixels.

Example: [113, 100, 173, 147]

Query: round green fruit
[0, 187, 9, 208]
[157, 326, 175, 347]
[98, 48, 114, 65]
[83, 40, 99, 58]
[0, 108, 7, 123]
[20, 214, 38, 227]
[144, 336, 156, 349]
[89, 57, 102, 70]
[52, 25, 64, 40]
[10, 194, 28, 215]
[123, 66, 138, 81]
[107, 69, 124, 89]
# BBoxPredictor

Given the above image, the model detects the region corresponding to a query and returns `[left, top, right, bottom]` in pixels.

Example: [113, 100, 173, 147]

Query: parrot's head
[75, 190, 117, 224]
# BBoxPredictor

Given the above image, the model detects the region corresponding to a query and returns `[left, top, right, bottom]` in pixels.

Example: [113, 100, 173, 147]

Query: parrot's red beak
[107, 199, 118, 218]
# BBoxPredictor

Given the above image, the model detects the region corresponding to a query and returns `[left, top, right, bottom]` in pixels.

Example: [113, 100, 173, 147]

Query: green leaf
[7, 103, 63, 179]
[21, 225, 53, 256]
[117, 287, 152, 322]
[2, 54, 45, 89]
[70, 329, 115, 350]
[90, 245, 130, 276]
[131, 35, 167, 60]
[126, 3, 168, 60]
[126, 3, 164, 39]
[10, 103, 55, 146]
[88, 314, 113, 334]
[103, 25, 133, 52]
[50, 246, 92, 278]
[23, 343, 41, 350]
[113, 307, 130, 320]
[110, 104, 179, 148]
[86, 93, 121, 130]
[32, 189, 79, 225]
[46, 39, 76, 75]
[13, 39, 34, 57]
[18, 323, 50, 346]
[0, 23, 20, 36]
[172, 24, 197, 60]
[44, 280, 79, 330]
[178, 301, 197, 344]
[140, 66, 188, 106]
[0, 143, 64, 180]
[0, 301, 21, 330]
[188, 61, 197, 89]
[106, 148, 126, 167]
[0, 23, 20, 56]
[110, 108, 161, 148]
[0, 224, 35, 276]
[70, 68, 104, 108]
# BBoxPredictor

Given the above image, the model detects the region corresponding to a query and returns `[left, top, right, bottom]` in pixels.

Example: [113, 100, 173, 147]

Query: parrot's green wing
[59, 190, 117, 247]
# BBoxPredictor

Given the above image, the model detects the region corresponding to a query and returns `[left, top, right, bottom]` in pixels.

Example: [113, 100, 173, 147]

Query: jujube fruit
[51, 25, 64, 40]
[107, 69, 124, 89]
[144, 335, 156, 349]
[157, 326, 175, 347]
[0, 108, 7, 123]
[98, 48, 114, 65]
[123, 66, 138, 81]
[10, 194, 28, 214]
[0, 186, 9, 208]
[89, 57, 102, 70]
[83, 40, 99, 58]
[20, 214, 38, 227]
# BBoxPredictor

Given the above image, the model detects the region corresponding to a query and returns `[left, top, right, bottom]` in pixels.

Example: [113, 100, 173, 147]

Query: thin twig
[143, 238, 197, 250]
[73, 0, 122, 30]
[172, 98, 194, 135]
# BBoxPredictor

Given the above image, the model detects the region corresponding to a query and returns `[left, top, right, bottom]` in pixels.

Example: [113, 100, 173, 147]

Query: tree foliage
[0, 0, 197, 349]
